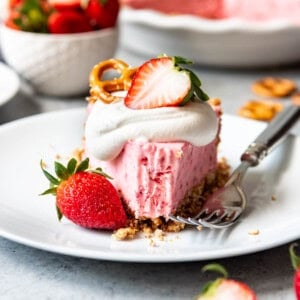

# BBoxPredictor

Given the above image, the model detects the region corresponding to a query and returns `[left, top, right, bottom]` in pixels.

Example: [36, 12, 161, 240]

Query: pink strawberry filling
[122, 0, 300, 23]
[88, 139, 218, 218]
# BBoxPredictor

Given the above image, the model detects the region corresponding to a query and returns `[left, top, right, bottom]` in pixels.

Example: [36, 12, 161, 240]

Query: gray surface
[0, 48, 299, 299]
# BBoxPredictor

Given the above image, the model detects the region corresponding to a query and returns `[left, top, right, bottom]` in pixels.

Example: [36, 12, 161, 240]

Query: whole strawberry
[48, 11, 92, 34]
[48, 0, 81, 11]
[196, 263, 257, 300]
[290, 243, 300, 300]
[84, 0, 119, 29]
[40, 158, 127, 230]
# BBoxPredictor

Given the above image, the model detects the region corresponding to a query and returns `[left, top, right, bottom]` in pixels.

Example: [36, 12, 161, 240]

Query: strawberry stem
[290, 243, 300, 270]
[202, 263, 229, 278]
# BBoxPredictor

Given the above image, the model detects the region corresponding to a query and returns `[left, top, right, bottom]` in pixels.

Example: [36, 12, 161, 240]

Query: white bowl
[0, 25, 118, 97]
[0, 62, 20, 106]
[119, 7, 300, 68]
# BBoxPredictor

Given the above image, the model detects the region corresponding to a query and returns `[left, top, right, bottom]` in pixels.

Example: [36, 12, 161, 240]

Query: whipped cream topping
[85, 99, 218, 161]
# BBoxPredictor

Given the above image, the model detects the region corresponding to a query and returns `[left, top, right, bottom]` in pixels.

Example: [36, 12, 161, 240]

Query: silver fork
[169, 105, 300, 229]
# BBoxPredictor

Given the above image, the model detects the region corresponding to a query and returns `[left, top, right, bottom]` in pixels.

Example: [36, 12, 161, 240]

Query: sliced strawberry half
[197, 278, 257, 300]
[196, 263, 257, 300]
[124, 56, 209, 109]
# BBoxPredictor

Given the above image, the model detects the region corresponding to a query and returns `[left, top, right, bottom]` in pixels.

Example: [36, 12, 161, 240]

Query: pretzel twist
[89, 58, 137, 104]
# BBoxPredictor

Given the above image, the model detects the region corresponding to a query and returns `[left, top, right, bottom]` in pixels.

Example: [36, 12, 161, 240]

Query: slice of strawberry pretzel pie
[84, 56, 229, 238]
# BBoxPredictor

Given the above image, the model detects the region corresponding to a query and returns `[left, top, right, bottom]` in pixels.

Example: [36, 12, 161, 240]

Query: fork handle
[241, 105, 300, 166]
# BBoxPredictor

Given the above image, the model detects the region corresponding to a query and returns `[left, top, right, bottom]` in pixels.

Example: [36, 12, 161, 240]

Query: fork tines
[169, 207, 242, 229]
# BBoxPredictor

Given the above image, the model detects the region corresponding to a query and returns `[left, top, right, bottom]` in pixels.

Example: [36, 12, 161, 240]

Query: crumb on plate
[248, 229, 260, 236]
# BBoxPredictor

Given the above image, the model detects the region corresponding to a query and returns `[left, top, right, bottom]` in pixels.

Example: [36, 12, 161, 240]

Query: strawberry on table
[196, 263, 257, 300]
[290, 243, 300, 300]
[40, 158, 127, 230]
[124, 55, 209, 110]
[84, 0, 119, 29]
[48, 10, 92, 33]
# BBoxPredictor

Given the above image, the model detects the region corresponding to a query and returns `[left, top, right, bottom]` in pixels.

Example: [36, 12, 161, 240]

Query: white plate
[0, 108, 299, 262]
[119, 7, 300, 67]
[0, 62, 20, 106]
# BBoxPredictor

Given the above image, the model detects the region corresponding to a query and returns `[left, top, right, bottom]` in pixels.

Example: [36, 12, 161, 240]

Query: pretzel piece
[238, 100, 283, 121]
[89, 58, 137, 103]
[252, 77, 296, 98]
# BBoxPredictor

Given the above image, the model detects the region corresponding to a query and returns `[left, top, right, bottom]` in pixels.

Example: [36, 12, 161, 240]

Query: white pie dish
[119, 7, 300, 68]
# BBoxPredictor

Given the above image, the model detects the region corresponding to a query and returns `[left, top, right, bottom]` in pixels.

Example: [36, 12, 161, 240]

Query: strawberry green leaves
[40, 157, 112, 195]
[290, 243, 300, 270]
[40, 158, 88, 219]
[13, 0, 50, 33]
[172, 56, 209, 104]
[40, 158, 90, 195]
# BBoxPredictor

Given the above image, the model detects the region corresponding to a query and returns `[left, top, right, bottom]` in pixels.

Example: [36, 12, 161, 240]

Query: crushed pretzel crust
[113, 158, 230, 241]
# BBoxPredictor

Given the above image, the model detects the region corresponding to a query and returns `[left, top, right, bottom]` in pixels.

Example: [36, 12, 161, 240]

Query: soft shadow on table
[0, 90, 40, 124]
[1, 237, 298, 299]
[0, 84, 86, 125]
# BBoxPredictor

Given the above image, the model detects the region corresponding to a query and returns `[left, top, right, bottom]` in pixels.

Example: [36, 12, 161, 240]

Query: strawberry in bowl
[5, 0, 119, 33]
[0, 0, 119, 96]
